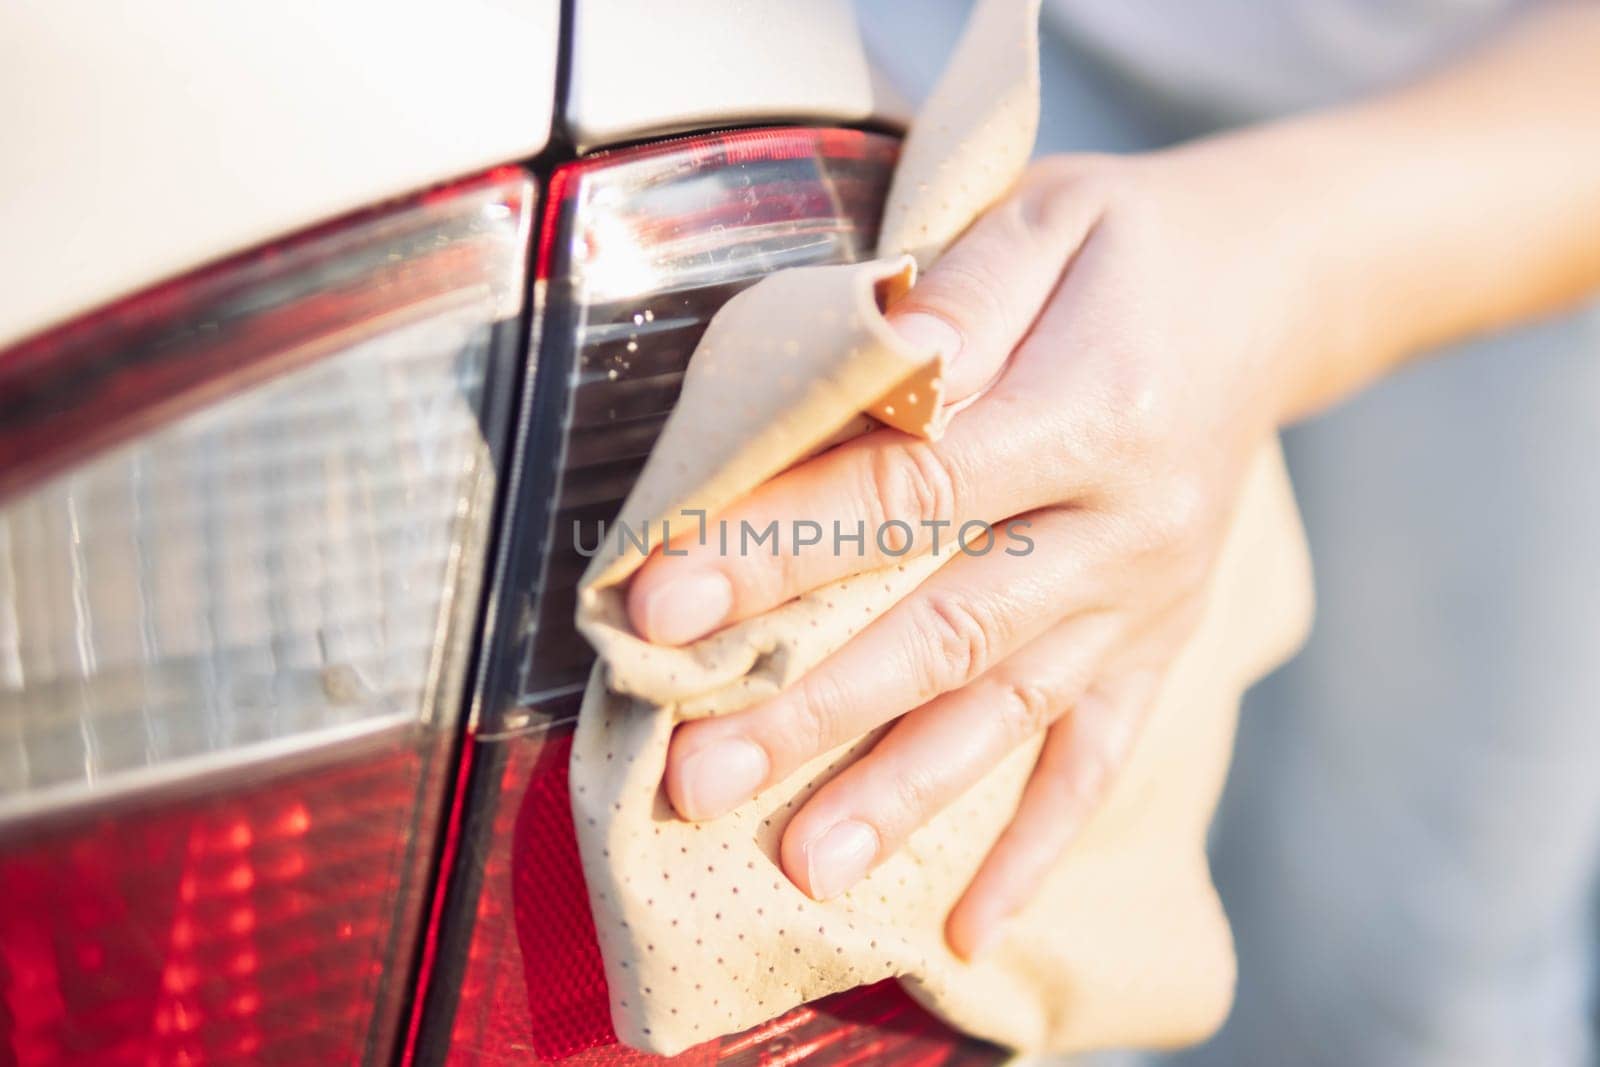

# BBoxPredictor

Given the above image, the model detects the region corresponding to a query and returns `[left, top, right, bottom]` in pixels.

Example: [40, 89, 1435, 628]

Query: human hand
[627, 150, 1302, 958]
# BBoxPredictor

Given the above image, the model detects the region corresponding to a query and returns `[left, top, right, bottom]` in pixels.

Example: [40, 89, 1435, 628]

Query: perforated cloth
[572, 0, 1314, 1055]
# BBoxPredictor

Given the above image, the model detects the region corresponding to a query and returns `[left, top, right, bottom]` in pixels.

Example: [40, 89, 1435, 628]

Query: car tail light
[412, 128, 1006, 1067]
[0, 170, 533, 1065]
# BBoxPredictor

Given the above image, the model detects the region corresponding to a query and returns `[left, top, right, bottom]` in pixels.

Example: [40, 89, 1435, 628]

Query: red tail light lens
[0, 171, 534, 1065]
[412, 128, 1004, 1067]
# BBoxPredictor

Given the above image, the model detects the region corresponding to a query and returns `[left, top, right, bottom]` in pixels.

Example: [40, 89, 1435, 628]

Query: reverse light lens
[0, 170, 533, 1065]
[415, 128, 1003, 1067]
[1, 316, 490, 809]
[520, 126, 903, 699]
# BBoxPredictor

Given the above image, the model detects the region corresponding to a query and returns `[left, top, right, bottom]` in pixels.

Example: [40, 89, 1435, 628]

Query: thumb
[886, 163, 1107, 404]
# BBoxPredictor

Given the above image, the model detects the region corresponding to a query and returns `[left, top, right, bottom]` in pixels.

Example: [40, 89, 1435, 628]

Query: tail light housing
[1, 127, 1006, 1067]
[412, 128, 1005, 1067]
[0, 171, 532, 1065]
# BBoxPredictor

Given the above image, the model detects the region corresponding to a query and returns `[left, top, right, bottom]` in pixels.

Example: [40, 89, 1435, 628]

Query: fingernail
[803, 820, 879, 901]
[675, 738, 768, 820]
[891, 311, 963, 364]
[640, 571, 732, 645]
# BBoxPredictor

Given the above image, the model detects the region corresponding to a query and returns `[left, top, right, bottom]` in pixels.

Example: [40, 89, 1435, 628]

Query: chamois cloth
[572, 0, 1314, 1055]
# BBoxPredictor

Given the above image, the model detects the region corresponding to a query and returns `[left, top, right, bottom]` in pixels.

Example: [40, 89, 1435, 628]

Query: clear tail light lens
[413, 128, 1005, 1067]
[0, 170, 533, 1065]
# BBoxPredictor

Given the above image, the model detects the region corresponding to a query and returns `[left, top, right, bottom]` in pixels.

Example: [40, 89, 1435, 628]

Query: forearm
[1153, 2, 1600, 423]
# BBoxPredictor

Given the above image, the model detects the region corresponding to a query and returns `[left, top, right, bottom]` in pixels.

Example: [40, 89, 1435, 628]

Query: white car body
[0, 0, 904, 350]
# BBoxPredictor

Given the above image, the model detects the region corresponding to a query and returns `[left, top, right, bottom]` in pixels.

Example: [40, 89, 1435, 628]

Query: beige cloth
[572, 0, 1314, 1055]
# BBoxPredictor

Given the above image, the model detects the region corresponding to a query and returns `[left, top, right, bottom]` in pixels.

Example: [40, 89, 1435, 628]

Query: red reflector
[0, 746, 431, 1066]
[510, 731, 613, 1059]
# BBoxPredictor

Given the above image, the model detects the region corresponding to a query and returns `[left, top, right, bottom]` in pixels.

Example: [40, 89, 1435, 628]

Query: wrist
[1138, 4, 1600, 424]
[1140, 103, 1442, 425]
[1125, 135, 1334, 432]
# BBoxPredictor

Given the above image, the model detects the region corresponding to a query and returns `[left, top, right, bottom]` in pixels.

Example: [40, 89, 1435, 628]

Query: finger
[777, 613, 1121, 901]
[627, 407, 1068, 645]
[663, 508, 1108, 820]
[944, 668, 1161, 960]
[627, 167, 1110, 648]
[888, 160, 1108, 403]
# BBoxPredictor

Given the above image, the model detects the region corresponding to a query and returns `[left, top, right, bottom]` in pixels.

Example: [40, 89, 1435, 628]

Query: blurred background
[858, 2, 1600, 1064]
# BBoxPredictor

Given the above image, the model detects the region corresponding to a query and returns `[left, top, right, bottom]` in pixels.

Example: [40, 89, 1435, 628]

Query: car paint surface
[0, 1, 908, 353]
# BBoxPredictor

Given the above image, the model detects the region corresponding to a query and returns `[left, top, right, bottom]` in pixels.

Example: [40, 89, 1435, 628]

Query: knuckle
[993, 678, 1058, 743]
[1056, 363, 1172, 485]
[1137, 475, 1216, 560]
[776, 670, 851, 764]
[885, 762, 942, 833]
[1032, 760, 1084, 811]
[719, 550, 781, 615]
[1044, 734, 1113, 810]
[1062, 757, 1109, 809]
[711, 521, 790, 609]
[913, 590, 1001, 690]
[1093, 361, 1170, 465]
[916, 257, 1012, 337]
[866, 441, 959, 531]
[766, 537, 811, 596]
[1168, 594, 1208, 638]
[1016, 171, 1094, 236]
[1017, 154, 1124, 230]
